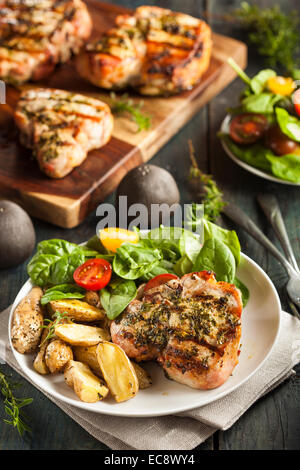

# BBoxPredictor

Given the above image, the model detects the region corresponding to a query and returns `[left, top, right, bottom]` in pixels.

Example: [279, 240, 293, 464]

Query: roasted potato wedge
[11, 286, 44, 354]
[49, 299, 105, 322]
[73, 345, 102, 377]
[84, 290, 100, 308]
[131, 362, 152, 389]
[33, 329, 50, 375]
[45, 339, 73, 374]
[96, 342, 139, 403]
[64, 360, 109, 403]
[55, 324, 110, 346]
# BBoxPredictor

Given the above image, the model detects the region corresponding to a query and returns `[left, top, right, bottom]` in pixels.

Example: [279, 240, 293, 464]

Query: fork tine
[287, 298, 300, 320]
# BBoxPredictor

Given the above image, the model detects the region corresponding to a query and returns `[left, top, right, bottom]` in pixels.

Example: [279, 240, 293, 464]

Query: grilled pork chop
[76, 5, 212, 96]
[0, 0, 92, 84]
[111, 271, 243, 390]
[14, 88, 114, 178]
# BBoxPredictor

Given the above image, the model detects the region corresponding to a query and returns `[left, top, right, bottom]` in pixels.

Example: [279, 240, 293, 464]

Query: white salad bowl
[8, 251, 281, 417]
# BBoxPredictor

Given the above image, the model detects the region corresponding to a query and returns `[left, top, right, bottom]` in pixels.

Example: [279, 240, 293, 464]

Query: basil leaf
[100, 279, 137, 320]
[275, 108, 300, 142]
[41, 284, 86, 305]
[193, 238, 236, 283]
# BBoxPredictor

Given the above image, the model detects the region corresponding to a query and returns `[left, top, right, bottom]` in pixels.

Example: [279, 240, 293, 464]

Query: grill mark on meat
[76, 5, 212, 96]
[14, 88, 114, 178]
[0, 0, 92, 84]
[111, 271, 243, 390]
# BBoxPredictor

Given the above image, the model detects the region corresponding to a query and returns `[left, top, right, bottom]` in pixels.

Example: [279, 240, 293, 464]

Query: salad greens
[193, 238, 236, 284]
[113, 241, 162, 280]
[27, 239, 99, 287]
[221, 60, 300, 183]
[100, 279, 137, 320]
[276, 108, 300, 142]
[41, 284, 86, 305]
[224, 136, 300, 184]
[27, 222, 249, 320]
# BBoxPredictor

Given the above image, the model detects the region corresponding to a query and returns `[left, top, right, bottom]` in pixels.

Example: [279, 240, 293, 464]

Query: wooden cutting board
[0, 0, 247, 228]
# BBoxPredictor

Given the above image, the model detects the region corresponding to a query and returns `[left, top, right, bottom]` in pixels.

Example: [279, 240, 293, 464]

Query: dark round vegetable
[0, 200, 36, 269]
[229, 113, 268, 145]
[264, 124, 298, 156]
[116, 164, 180, 228]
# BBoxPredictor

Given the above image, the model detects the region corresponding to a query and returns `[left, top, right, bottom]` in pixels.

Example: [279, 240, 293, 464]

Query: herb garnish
[40, 311, 70, 345]
[188, 140, 226, 222]
[232, 2, 299, 76]
[109, 92, 151, 132]
[0, 369, 33, 436]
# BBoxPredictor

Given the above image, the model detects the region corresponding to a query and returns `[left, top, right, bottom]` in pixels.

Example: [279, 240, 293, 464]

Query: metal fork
[223, 200, 300, 319]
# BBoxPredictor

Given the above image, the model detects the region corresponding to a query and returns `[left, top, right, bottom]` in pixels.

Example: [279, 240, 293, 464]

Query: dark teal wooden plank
[1, 0, 299, 451]
[208, 0, 300, 450]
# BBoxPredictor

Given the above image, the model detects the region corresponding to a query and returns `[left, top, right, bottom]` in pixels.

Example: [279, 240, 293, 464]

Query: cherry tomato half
[293, 89, 300, 117]
[229, 113, 268, 145]
[264, 125, 298, 156]
[144, 273, 179, 292]
[100, 227, 139, 253]
[73, 258, 112, 291]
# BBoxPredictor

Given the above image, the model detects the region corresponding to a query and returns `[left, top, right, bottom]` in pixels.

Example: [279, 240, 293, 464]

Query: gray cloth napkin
[1, 305, 300, 450]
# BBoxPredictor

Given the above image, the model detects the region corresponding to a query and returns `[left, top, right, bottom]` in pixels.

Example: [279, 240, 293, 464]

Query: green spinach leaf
[41, 284, 86, 305]
[113, 241, 162, 280]
[249, 69, 276, 94]
[179, 231, 202, 264]
[241, 92, 282, 114]
[223, 136, 272, 172]
[266, 153, 300, 183]
[203, 220, 241, 267]
[174, 255, 193, 277]
[193, 238, 236, 283]
[275, 108, 300, 142]
[27, 239, 98, 287]
[234, 277, 250, 307]
[100, 279, 137, 320]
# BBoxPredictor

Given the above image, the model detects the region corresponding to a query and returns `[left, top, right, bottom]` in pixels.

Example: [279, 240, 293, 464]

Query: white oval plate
[220, 114, 300, 186]
[9, 252, 281, 417]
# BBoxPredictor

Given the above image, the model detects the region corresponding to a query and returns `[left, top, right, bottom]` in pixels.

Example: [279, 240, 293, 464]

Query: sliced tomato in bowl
[229, 113, 268, 145]
[74, 258, 112, 291]
[144, 273, 179, 292]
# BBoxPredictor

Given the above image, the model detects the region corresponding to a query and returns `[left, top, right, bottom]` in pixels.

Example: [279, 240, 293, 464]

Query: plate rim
[8, 251, 281, 417]
[220, 114, 300, 187]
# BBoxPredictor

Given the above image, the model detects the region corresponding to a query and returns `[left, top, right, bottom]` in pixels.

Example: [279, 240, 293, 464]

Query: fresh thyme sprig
[40, 310, 70, 345]
[0, 369, 33, 436]
[233, 2, 300, 75]
[109, 92, 151, 132]
[188, 140, 226, 222]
